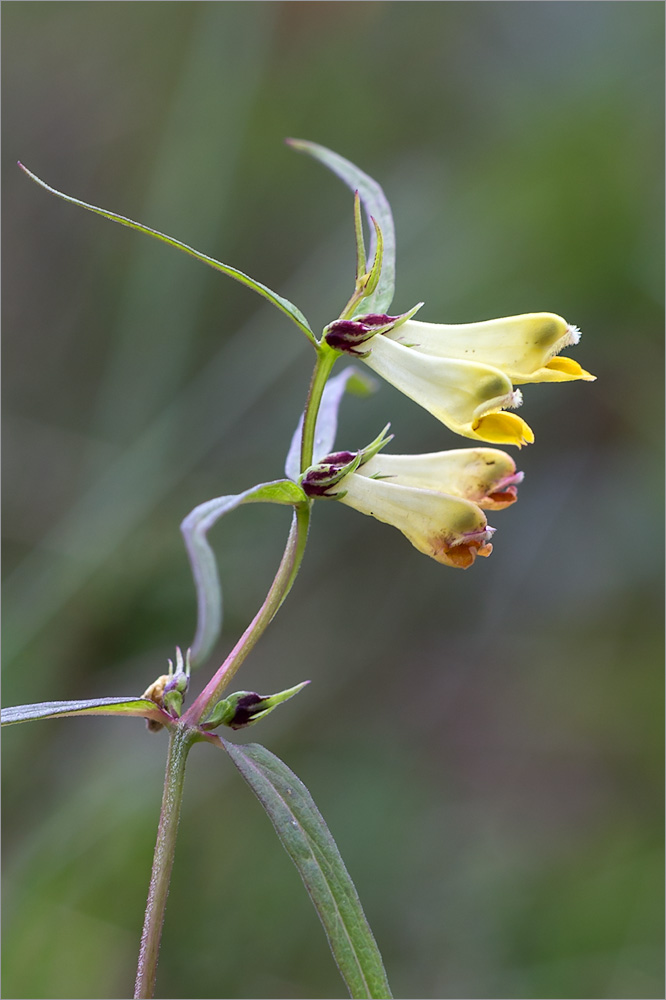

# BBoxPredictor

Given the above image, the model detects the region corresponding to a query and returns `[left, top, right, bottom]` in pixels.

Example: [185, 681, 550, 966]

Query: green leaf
[363, 218, 384, 299]
[1, 697, 165, 727]
[285, 368, 378, 481]
[217, 738, 393, 999]
[181, 480, 308, 668]
[18, 162, 317, 346]
[286, 139, 396, 314]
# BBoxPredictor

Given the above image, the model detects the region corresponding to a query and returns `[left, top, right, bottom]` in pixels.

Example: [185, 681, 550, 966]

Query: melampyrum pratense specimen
[3, 141, 594, 1000]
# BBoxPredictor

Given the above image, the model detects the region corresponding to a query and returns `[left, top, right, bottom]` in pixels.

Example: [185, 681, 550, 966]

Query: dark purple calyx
[356, 313, 396, 326]
[324, 319, 376, 357]
[301, 450, 359, 497]
[226, 693, 264, 730]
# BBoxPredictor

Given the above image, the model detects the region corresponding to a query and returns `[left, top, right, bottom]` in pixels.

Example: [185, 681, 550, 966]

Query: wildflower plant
[3, 141, 594, 999]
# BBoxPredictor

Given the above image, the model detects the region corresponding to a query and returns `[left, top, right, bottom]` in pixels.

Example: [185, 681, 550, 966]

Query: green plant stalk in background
[134, 727, 195, 1000]
[3, 139, 593, 999]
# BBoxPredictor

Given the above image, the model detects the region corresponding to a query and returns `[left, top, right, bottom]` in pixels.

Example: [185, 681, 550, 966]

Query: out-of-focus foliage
[2, 3, 663, 999]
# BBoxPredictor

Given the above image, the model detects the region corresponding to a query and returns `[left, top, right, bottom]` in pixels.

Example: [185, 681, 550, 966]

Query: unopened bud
[301, 451, 361, 498]
[202, 681, 309, 731]
[142, 647, 191, 730]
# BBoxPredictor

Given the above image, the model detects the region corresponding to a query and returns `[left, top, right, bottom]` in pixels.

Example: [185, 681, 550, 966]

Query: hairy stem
[134, 727, 194, 999]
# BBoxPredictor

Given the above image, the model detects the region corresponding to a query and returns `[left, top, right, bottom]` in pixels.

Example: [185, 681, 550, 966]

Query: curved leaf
[286, 139, 396, 314]
[216, 737, 392, 1000]
[18, 163, 317, 346]
[285, 368, 378, 481]
[181, 480, 307, 668]
[1, 697, 165, 727]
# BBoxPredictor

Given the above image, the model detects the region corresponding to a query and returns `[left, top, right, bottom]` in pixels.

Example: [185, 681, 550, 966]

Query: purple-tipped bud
[324, 319, 375, 356]
[301, 451, 360, 497]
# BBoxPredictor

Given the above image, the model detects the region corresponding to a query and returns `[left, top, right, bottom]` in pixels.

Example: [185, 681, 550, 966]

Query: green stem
[182, 503, 311, 725]
[183, 346, 338, 728]
[134, 726, 194, 1000]
[300, 344, 338, 473]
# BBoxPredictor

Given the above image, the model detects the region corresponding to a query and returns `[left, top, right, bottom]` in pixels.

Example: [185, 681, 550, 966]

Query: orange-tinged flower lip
[478, 470, 524, 510]
[437, 535, 494, 568]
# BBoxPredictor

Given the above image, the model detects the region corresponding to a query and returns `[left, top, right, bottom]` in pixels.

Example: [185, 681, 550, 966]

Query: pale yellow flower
[358, 447, 523, 511]
[335, 473, 494, 568]
[325, 310, 594, 447]
[361, 333, 534, 446]
[385, 312, 595, 385]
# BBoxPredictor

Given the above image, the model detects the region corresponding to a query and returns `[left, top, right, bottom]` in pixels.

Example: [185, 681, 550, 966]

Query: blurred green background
[2, 3, 663, 999]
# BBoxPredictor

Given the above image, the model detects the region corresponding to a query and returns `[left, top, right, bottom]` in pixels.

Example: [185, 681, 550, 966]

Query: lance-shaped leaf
[1, 697, 167, 728]
[286, 139, 396, 315]
[18, 163, 316, 346]
[285, 368, 378, 481]
[215, 737, 392, 1000]
[181, 480, 308, 669]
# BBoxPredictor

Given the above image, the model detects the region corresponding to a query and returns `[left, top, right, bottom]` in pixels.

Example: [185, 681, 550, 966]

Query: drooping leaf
[285, 368, 378, 481]
[18, 163, 317, 346]
[216, 737, 393, 1000]
[1, 697, 165, 727]
[181, 480, 307, 668]
[286, 139, 396, 315]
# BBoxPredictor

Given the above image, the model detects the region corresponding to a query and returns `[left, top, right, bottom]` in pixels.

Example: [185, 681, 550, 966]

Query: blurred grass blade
[285, 367, 378, 481]
[1, 697, 164, 727]
[218, 738, 393, 1000]
[286, 139, 396, 314]
[181, 480, 307, 668]
[18, 163, 317, 346]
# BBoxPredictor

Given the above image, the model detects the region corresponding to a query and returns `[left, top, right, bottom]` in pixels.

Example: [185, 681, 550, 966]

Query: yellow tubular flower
[385, 312, 596, 385]
[334, 472, 495, 569]
[358, 447, 524, 510]
[361, 334, 535, 447]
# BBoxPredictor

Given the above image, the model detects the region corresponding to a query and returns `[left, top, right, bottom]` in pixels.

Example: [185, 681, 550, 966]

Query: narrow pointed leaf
[216, 738, 392, 1000]
[286, 139, 396, 314]
[181, 480, 307, 668]
[364, 218, 384, 298]
[18, 163, 316, 346]
[285, 368, 378, 481]
[353, 191, 367, 281]
[1, 697, 165, 727]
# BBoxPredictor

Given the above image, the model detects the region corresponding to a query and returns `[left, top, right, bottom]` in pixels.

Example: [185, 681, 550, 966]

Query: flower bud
[203, 681, 309, 731]
[301, 451, 361, 498]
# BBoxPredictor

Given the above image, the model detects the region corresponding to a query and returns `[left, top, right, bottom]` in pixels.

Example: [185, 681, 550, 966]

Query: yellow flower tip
[544, 356, 596, 381]
[472, 412, 535, 448]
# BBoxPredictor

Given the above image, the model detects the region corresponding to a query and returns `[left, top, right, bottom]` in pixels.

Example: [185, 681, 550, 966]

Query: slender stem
[184, 342, 342, 729]
[182, 503, 311, 725]
[134, 325, 342, 993]
[183, 346, 338, 728]
[135, 727, 194, 1000]
[300, 345, 338, 473]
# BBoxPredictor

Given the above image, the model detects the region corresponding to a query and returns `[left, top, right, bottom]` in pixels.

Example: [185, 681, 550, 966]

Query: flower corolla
[325, 311, 594, 448]
[358, 447, 524, 511]
[302, 446, 523, 569]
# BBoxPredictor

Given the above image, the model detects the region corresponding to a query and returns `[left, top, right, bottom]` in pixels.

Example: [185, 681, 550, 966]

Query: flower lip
[443, 534, 493, 568]
[483, 470, 524, 509]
